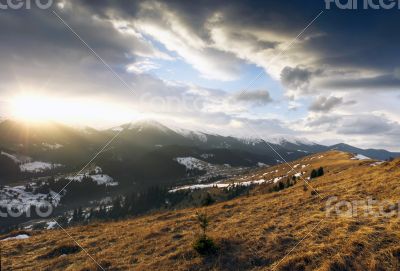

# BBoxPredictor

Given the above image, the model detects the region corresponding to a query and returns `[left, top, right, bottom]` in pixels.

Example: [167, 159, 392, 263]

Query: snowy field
[351, 154, 371, 160]
[0, 185, 61, 211]
[174, 156, 249, 183]
[20, 161, 63, 173]
[61, 166, 118, 186]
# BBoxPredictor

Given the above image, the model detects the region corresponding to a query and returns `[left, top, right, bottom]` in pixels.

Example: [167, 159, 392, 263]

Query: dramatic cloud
[337, 115, 394, 135]
[309, 96, 342, 112]
[280, 66, 314, 93]
[306, 114, 396, 135]
[1, 0, 400, 150]
[309, 96, 355, 112]
[321, 73, 400, 90]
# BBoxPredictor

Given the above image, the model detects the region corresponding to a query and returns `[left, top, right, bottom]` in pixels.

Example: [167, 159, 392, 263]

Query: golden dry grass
[2, 151, 400, 270]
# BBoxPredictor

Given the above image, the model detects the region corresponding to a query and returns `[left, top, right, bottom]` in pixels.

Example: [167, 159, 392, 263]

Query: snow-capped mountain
[1, 119, 399, 187]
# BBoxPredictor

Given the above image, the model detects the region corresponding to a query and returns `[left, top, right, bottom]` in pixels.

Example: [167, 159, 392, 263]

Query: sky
[1, 0, 400, 151]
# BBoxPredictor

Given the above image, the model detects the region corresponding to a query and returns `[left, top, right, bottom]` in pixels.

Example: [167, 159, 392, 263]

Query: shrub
[310, 169, 318, 179]
[193, 235, 218, 255]
[38, 244, 81, 259]
[311, 190, 318, 196]
[317, 167, 324, 177]
[310, 167, 324, 179]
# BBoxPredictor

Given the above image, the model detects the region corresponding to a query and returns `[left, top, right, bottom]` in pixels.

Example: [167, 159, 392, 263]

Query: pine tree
[196, 212, 209, 237]
[72, 207, 83, 222]
[193, 212, 217, 255]
[201, 193, 215, 206]
[72, 208, 78, 222]
[78, 207, 83, 220]
[57, 215, 69, 227]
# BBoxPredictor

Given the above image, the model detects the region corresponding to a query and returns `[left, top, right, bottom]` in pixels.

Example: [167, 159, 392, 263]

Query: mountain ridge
[1, 119, 399, 165]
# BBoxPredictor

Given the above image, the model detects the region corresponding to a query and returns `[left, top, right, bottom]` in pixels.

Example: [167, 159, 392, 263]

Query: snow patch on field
[273, 176, 285, 183]
[294, 172, 305, 178]
[1, 151, 20, 163]
[174, 157, 249, 183]
[169, 178, 269, 192]
[175, 157, 208, 170]
[46, 221, 57, 230]
[91, 175, 118, 186]
[1, 234, 30, 241]
[370, 161, 385, 166]
[63, 170, 118, 186]
[297, 150, 309, 153]
[351, 154, 371, 160]
[94, 166, 102, 174]
[0, 185, 61, 212]
[20, 161, 62, 173]
[169, 183, 229, 192]
[1, 151, 32, 164]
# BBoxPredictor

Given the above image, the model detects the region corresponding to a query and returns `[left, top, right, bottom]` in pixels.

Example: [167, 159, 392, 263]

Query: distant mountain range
[1, 119, 399, 186]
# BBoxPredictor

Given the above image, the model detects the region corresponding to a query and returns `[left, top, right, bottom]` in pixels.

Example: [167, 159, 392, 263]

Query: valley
[2, 151, 400, 270]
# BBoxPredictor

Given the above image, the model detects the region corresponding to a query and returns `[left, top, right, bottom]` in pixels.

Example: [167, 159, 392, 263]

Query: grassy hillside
[2, 151, 400, 270]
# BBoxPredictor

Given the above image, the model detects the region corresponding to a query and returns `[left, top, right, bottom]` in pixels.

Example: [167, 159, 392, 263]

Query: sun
[10, 93, 140, 126]
[11, 94, 60, 123]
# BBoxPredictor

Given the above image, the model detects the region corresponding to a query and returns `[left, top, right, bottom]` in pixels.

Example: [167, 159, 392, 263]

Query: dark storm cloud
[80, 0, 323, 39]
[3, 0, 399, 91]
[321, 74, 400, 90]
[172, 1, 397, 77]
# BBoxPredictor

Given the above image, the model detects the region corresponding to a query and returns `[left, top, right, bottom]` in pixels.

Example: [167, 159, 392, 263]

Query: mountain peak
[267, 136, 316, 146]
[127, 119, 172, 133]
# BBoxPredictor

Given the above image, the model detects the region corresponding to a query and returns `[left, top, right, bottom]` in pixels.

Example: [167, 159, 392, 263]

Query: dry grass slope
[2, 151, 400, 270]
